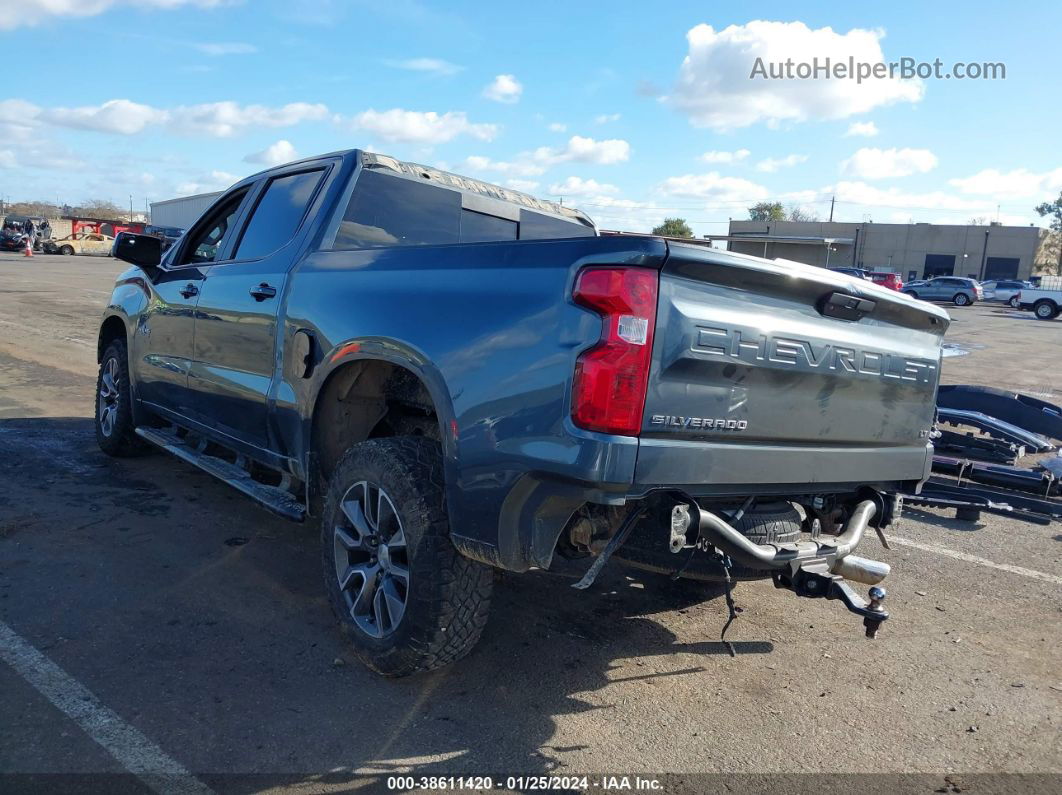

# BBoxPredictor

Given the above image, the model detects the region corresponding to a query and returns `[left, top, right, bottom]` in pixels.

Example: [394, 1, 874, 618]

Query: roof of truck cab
[358, 151, 594, 227]
[239, 148, 596, 228]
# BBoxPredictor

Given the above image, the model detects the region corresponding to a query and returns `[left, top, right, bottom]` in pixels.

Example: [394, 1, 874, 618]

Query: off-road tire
[953, 293, 970, 306]
[321, 437, 493, 676]
[1033, 300, 1059, 320]
[615, 501, 803, 582]
[95, 339, 148, 457]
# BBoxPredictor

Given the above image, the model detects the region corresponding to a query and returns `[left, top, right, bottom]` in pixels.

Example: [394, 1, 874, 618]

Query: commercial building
[149, 191, 222, 231]
[712, 220, 1043, 281]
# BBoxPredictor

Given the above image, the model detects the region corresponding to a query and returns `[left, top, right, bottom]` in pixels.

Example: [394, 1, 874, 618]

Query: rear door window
[519, 209, 595, 240]
[235, 169, 324, 260]
[334, 170, 460, 249]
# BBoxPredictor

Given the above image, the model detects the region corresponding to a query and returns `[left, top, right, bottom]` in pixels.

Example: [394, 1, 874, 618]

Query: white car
[981, 279, 1031, 307]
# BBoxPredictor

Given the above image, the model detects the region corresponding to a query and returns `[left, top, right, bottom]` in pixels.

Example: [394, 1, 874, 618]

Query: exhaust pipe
[694, 499, 878, 570]
[831, 554, 890, 585]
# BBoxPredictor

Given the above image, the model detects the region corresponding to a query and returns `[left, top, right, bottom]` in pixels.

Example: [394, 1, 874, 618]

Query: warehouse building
[149, 191, 222, 231]
[711, 220, 1043, 281]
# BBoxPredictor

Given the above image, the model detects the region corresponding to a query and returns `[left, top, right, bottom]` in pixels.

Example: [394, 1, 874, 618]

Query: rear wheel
[905, 291, 918, 299]
[1033, 300, 1059, 320]
[321, 437, 493, 676]
[953, 293, 970, 306]
[1009, 296, 1020, 308]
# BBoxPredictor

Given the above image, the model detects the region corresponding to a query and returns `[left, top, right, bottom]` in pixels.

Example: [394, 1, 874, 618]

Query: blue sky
[3, 0, 1060, 235]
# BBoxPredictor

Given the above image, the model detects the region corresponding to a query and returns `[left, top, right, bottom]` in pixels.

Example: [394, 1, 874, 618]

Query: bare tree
[786, 205, 820, 222]
[70, 199, 125, 219]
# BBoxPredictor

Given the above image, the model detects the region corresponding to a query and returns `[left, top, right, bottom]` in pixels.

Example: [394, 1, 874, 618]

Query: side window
[234, 169, 324, 260]
[460, 209, 517, 243]
[518, 209, 595, 240]
[178, 190, 247, 266]
[334, 170, 460, 249]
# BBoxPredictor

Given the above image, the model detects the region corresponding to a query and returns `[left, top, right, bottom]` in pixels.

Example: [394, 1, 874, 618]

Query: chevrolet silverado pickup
[98, 149, 949, 676]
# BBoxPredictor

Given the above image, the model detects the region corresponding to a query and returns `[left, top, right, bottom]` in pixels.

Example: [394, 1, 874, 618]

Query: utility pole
[829, 195, 835, 223]
[129, 194, 134, 223]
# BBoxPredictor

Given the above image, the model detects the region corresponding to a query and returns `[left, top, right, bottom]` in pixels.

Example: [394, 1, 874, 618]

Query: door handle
[249, 283, 278, 301]
[179, 283, 199, 299]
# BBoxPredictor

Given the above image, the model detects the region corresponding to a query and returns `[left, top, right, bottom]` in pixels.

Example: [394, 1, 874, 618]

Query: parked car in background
[144, 224, 186, 251]
[981, 279, 1031, 307]
[828, 266, 870, 279]
[902, 276, 982, 306]
[44, 232, 115, 256]
[1016, 285, 1062, 320]
[869, 272, 904, 291]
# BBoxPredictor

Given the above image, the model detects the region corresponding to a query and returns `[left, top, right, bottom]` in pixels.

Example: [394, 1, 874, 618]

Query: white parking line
[0, 620, 213, 795]
[889, 536, 1062, 586]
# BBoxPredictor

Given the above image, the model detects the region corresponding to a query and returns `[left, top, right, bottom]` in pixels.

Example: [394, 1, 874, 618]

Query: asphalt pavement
[1, 254, 1059, 792]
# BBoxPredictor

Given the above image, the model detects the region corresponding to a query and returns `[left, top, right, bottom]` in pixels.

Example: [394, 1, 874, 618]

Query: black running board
[135, 426, 305, 522]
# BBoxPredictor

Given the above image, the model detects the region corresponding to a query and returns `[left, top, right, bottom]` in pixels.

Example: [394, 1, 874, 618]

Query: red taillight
[571, 267, 658, 436]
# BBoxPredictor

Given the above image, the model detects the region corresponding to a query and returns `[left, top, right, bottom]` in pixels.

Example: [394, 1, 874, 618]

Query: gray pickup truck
[99, 149, 949, 675]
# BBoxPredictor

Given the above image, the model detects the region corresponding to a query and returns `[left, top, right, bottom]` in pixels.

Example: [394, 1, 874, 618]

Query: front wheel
[1034, 300, 1059, 320]
[60, 245, 74, 255]
[321, 437, 493, 676]
[953, 293, 971, 306]
[95, 339, 148, 456]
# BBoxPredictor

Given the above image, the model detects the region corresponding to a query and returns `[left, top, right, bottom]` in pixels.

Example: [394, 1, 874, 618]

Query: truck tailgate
[634, 244, 949, 494]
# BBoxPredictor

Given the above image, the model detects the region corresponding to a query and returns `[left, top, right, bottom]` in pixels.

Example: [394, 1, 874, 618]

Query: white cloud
[482, 74, 523, 104]
[833, 180, 987, 212]
[195, 42, 257, 56]
[594, 113, 621, 124]
[353, 108, 498, 144]
[571, 195, 668, 234]
[845, 121, 879, 137]
[176, 170, 239, 195]
[505, 179, 540, 192]
[755, 153, 808, 173]
[841, 147, 937, 179]
[30, 98, 328, 138]
[384, 58, 463, 76]
[169, 101, 329, 137]
[533, 135, 630, 166]
[548, 176, 619, 196]
[699, 148, 750, 164]
[0, 0, 224, 30]
[671, 21, 923, 130]
[658, 171, 770, 203]
[463, 155, 544, 177]
[244, 139, 299, 166]
[42, 99, 168, 134]
[547, 122, 567, 132]
[948, 168, 1062, 199]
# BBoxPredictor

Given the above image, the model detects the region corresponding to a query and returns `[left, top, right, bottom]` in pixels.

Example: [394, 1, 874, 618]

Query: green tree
[748, 201, 785, 221]
[1035, 192, 1062, 276]
[652, 217, 693, 238]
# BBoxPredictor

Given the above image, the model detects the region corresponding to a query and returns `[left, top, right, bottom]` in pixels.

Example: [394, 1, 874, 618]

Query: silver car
[981, 279, 1030, 307]
[902, 276, 983, 306]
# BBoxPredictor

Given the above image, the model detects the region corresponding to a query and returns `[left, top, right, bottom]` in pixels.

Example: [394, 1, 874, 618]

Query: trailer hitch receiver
[772, 563, 889, 638]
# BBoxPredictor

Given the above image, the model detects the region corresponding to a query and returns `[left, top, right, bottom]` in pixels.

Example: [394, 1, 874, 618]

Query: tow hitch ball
[772, 565, 889, 638]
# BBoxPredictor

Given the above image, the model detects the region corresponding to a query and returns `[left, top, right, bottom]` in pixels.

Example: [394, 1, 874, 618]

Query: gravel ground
[0, 254, 1059, 792]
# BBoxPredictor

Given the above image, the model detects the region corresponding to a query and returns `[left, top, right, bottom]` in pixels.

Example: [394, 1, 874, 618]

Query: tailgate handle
[819, 291, 876, 321]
